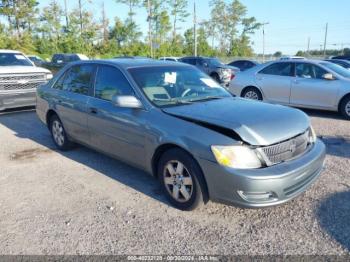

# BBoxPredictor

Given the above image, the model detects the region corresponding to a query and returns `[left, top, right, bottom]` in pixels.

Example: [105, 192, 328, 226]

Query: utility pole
[193, 1, 197, 57]
[101, 1, 108, 44]
[147, 0, 153, 58]
[307, 37, 311, 56]
[323, 22, 328, 57]
[262, 22, 269, 62]
[64, 0, 69, 29]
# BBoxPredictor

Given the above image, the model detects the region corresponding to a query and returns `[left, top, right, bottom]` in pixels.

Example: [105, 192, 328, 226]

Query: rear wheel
[158, 148, 207, 211]
[242, 87, 263, 101]
[340, 96, 350, 120]
[49, 115, 74, 150]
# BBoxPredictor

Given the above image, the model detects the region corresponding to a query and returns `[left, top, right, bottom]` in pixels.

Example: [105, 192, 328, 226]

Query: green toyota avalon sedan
[36, 59, 326, 210]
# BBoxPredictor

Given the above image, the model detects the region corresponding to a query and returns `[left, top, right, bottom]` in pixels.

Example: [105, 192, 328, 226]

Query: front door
[87, 65, 147, 169]
[290, 62, 339, 109]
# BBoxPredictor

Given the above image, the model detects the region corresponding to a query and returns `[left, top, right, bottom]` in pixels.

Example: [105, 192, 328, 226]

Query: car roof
[72, 58, 191, 69]
[0, 49, 22, 54]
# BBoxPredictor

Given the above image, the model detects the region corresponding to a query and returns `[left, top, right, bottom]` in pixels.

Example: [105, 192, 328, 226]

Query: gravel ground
[0, 108, 349, 255]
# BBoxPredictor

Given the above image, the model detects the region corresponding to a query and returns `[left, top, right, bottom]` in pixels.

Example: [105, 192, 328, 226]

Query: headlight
[46, 73, 53, 80]
[211, 145, 262, 169]
[309, 126, 317, 143]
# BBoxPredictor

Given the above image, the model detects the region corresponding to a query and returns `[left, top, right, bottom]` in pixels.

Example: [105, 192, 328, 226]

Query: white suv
[0, 50, 52, 111]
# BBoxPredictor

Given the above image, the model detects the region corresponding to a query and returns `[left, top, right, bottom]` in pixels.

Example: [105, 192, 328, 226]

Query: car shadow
[0, 111, 168, 206]
[319, 135, 350, 159]
[316, 191, 350, 252]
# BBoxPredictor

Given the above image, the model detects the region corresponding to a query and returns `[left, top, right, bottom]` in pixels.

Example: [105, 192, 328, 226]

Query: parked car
[27, 55, 45, 67]
[159, 57, 180, 62]
[36, 59, 325, 210]
[0, 49, 52, 111]
[325, 59, 350, 70]
[228, 59, 259, 71]
[332, 55, 350, 61]
[179, 56, 233, 86]
[229, 59, 350, 120]
[280, 56, 306, 60]
[114, 56, 150, 59]
[43, 53, 89, 75]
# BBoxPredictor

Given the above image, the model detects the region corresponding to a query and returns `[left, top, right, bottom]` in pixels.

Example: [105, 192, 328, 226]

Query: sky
[38, 0, 350, 55]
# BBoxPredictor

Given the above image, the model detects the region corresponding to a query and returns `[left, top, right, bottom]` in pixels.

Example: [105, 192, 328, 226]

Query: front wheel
[340, 96, 350, 120]
[158, 149, 207, 211]
[242, 87, 263, 101]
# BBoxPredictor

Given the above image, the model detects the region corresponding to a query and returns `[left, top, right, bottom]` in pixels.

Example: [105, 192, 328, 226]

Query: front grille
[0, 73, 46, 91]
[258, 130, 310, 165]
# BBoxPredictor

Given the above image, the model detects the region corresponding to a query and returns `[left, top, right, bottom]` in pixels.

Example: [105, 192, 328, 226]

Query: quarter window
[62, 64, 95, 95]
[296, 63, 328, 79]
[259, 62, 293, 76]
[94, 65, 135, 101]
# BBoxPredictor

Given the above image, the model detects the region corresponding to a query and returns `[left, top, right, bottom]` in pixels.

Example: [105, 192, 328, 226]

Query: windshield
[207, 58, 223, 67]
[129, 66, 231, 107]
[321, 62, 350, 78]
[0, 53, 33, 66]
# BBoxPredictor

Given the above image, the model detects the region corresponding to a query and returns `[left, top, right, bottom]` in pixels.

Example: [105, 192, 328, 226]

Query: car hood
[0, 66, 51, 74]
[162, 97, 310, 146]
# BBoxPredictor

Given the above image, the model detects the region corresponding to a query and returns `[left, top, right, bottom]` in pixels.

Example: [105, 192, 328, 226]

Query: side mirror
[203, 62, 208, 67]
[112, 95, 143, 109]
[322, 73, 335, 80]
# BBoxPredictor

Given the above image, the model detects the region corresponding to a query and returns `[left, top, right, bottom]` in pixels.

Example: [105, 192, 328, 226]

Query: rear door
[52, 64, 96, 144]
[256, 62, 294, 104]
[290, 62, 339, 108]
[87, 65, 147, 168]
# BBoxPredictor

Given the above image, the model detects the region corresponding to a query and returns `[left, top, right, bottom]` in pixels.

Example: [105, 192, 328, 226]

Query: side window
[94, 65, 135, 101]
[52, 72, 67, 90]
[259, 62, 293, 76]
[62, 64, 95, 95]
[296, 63, 328, 79]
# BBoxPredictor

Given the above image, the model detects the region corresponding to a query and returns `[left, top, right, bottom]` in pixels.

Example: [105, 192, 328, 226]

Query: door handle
[90, 107, 98, 114]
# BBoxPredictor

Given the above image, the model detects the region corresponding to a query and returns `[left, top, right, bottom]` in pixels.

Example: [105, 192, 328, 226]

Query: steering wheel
[181, 88, 199, 98]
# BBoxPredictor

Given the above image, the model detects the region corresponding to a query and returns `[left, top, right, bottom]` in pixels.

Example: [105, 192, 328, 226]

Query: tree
[115, 0, 141, 23]
[273, 51, 282, 58]
[166, 0, 189, 41]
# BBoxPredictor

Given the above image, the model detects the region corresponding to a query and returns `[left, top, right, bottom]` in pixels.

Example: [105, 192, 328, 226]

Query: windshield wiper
[189, 96, 225, 103]
[153, 98, 193, 105]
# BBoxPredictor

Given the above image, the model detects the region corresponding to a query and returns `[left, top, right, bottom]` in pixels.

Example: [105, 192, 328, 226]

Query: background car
[228, 59, 259, 71]
[27, 55, 45, 67]
[0, 49, 52, 111]
[332, 55, 350, 61]
[42, 53, 89, 75]
[229, 59, 350, 120]
[325, 59, 350, 70]
[159, 57, 180, 62]
[36, 59, 325, 210]
[179, 56, 233, 86]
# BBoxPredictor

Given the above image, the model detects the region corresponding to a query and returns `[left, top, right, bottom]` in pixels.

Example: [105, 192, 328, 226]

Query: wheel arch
[46, 109, 59, 129]
[338, 93, 350, 112]
[151, 143, 210, 202]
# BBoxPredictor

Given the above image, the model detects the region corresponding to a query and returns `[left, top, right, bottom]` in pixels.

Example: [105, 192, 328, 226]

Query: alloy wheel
[163, 160, 193, 203]
[346, 101, 350, 116]
[244, 91, 259, 100]
[52, 120, 65, 146]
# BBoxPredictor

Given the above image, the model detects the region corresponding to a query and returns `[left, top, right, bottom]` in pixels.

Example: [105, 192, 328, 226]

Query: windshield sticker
[200, 78, 221, 88]
[164, 72, 177, 84]
[14, 55, 26, 60]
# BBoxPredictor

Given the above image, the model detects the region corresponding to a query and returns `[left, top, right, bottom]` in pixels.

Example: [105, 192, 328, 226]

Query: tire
[49, 114, 74, 151]
[242, 87, 263, 101]
[339, 96, 350, 120]
[158, 148, 207, 211]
